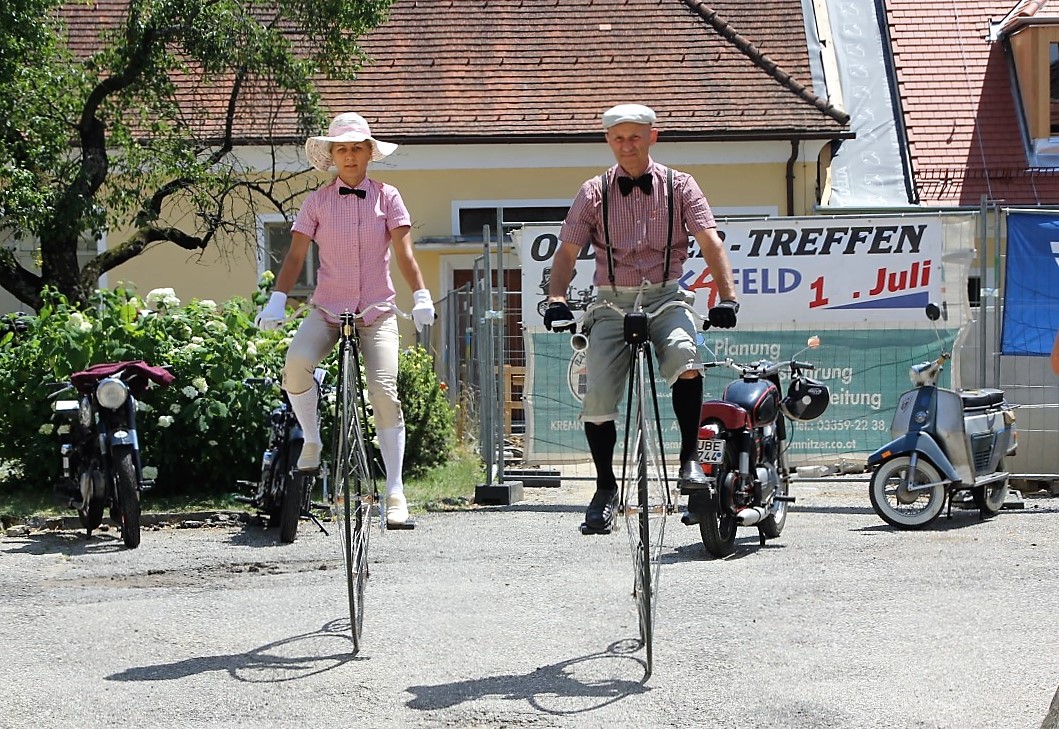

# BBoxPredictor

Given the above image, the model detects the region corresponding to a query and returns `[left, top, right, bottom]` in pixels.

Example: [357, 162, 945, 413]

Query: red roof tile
[57, 0, 848, 145]
[887, 0, 1059, 204]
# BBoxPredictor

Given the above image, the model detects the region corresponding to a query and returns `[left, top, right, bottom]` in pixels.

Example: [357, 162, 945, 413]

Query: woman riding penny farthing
[255, 112, 435, 652]
[543, 103, 740, 677]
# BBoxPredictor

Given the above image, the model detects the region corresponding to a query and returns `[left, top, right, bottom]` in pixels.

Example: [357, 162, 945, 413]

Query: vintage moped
[867, 303, 1017, 529]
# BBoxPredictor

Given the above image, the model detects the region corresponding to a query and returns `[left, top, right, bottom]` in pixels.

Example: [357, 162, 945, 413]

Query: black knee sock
[672, 376, 703, 463]
[584, 421, 617, 492]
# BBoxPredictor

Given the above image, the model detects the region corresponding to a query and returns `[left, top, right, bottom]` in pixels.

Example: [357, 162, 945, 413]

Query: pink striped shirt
[559, 160, 716, 288]
[292, 177, 411, 326]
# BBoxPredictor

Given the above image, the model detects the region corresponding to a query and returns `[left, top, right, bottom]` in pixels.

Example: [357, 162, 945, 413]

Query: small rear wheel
[699, 478, 738, 558]
[277, 441, 305, 544]
[700, 449, 739, 558]
[758, 467, 788, 541]
[973, 460, 1008, 517]
[78, 497, 104, 535]
[279, 474, 304, 544]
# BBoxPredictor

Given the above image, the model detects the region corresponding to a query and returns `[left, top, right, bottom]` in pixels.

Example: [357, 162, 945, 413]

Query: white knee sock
[377, 425, 406, 497]
[287, 388, 321, 445]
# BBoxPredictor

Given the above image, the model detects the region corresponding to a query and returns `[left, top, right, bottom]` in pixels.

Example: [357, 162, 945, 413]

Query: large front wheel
[869, 456, 946, 529]
[112, 446, 141, 548]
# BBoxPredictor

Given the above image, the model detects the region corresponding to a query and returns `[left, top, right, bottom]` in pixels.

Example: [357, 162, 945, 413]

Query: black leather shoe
[584, 489, 617, 530]
[678, 459, 708, 486]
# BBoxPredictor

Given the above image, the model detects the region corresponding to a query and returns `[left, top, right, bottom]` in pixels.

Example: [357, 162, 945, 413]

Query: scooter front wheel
[869, 456, 945, 529]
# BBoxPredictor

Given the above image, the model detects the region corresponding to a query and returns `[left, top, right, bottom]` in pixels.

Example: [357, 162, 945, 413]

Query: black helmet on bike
[781, 376, 830, 422]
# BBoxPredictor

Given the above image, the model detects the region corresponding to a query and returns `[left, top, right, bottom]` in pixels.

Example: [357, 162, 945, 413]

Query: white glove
[411, 288, 435, 332]
[255, 291, 287, 330]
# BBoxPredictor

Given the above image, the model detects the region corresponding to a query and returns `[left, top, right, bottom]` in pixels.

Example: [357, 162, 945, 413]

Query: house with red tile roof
[884, 0, 1059, 205]
[21, 0, 851, 317]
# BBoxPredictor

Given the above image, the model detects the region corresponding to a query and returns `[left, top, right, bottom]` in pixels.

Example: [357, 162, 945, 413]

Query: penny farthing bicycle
[567, 290, 708, 676]
[315, 302, 411, 654]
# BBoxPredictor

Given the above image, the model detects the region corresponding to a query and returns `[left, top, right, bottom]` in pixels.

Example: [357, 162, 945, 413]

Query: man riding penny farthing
[543, 103, 740, 674]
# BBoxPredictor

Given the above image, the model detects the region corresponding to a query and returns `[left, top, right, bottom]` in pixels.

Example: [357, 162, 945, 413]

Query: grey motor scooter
[866, 303, 1018, 529]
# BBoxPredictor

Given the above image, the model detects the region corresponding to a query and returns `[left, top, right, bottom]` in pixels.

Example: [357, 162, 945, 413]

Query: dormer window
[1051, 41, 1059, 135]
[995, 18, 1059, 164]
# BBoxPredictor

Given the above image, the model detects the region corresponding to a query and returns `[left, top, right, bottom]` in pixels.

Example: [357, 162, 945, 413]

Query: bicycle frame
[312, 301, 410, 654]
[572, 290, 707, 677]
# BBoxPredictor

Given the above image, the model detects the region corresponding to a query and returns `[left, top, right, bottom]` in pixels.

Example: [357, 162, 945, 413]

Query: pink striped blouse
[292, 177, 412, 326]
[559, 160, 716, 288]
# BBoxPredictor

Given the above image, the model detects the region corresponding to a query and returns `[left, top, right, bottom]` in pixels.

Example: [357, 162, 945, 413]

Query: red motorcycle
[682, 338, 829, 558]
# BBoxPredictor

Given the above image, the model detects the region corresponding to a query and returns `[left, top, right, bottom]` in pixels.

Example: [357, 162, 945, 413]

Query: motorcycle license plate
[699, 438, 724, 464]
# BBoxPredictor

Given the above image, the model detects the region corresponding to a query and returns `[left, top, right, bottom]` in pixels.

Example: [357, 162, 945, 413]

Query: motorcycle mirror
[925, 303, 941, 321]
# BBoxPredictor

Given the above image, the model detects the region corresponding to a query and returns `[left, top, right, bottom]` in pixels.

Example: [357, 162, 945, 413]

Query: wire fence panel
[433, 210, 1059, 481]
[523, 323, 958, 468]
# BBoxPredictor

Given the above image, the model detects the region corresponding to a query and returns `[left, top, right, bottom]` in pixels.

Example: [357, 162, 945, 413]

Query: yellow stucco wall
[113, 155, 816, 308]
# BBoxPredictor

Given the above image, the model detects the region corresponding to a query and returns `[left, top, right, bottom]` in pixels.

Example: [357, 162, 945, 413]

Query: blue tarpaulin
[1001, 212, 1059, 356]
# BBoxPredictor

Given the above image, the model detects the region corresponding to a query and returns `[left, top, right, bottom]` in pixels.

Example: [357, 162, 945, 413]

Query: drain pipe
[786, 139, 798, 216]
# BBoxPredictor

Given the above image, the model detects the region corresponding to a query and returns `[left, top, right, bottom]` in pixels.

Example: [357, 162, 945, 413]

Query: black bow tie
[339, 186, 366, 199]
[617, 173, 653, 196]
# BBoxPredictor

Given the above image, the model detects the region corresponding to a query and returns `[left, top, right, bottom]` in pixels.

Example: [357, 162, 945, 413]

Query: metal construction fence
[426, 208, 1059, 489]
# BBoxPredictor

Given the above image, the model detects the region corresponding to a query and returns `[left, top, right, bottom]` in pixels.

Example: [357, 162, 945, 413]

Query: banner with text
[517, 216, 952, 327]
[524, 326, 958, 465]
[516, 215, 974, 465]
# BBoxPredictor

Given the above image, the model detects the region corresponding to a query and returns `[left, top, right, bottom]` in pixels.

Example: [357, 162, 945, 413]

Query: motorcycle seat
[959, 388, 1005, 410]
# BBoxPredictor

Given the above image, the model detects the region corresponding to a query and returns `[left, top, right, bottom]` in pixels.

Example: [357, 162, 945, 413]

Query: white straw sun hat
[304, 112, 398, 170]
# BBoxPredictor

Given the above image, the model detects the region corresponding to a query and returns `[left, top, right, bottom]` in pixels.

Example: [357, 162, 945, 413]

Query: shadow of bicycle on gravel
[406, 639, 650, 715]
[104, 618, 361, 683]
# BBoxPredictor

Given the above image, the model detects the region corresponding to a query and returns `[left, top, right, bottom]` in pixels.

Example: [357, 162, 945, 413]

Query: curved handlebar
[705, 357, 816, 379]
[583, 299, 707, 326]
[308, 301, 411, 322]
[563, 299, 708, 350]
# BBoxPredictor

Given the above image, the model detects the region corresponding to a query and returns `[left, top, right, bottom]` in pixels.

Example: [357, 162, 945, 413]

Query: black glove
[543, 301, 576, 332]
[707, 300, 739, 329]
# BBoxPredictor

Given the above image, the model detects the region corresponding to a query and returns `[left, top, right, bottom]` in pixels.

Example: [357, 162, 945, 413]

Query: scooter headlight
[96, 377, 129, 410]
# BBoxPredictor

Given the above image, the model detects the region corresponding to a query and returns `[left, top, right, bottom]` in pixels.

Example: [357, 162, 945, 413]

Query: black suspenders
[600, 167, 675, 290]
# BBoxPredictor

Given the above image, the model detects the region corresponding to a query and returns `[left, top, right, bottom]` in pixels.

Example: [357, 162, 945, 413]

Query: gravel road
[2, 477, 1058, 729]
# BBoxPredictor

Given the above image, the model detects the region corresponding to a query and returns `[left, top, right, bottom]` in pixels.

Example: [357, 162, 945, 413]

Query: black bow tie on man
[617, 173, 653, 196]
[339, 186, 366, 199]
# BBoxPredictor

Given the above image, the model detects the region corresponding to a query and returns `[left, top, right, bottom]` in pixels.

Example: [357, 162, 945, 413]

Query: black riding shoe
[678, 459, 708, 488]
[582, 489, 618, 533]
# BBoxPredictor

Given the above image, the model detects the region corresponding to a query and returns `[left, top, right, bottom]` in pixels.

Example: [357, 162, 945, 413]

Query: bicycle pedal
[386, 519, 416, 530]
[579, 521, 613, 535]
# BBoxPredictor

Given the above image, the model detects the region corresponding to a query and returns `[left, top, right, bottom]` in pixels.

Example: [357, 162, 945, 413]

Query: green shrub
[0, 281, 454, 498]
[395, 345, 456, 478]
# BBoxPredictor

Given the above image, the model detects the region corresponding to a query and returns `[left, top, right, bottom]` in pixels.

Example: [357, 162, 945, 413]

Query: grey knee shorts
[580, 284, 701, 424]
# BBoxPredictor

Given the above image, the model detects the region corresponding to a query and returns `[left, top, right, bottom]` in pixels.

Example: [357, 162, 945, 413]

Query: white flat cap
[602, 103, 657, 129]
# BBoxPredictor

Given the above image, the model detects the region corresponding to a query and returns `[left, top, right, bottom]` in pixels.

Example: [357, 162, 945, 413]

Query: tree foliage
[0, 0, 395, 310]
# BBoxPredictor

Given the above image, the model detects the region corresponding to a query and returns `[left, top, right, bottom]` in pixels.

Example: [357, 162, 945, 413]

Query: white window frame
[451, 199, 573, 239]
[257, 213, 316, 295]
